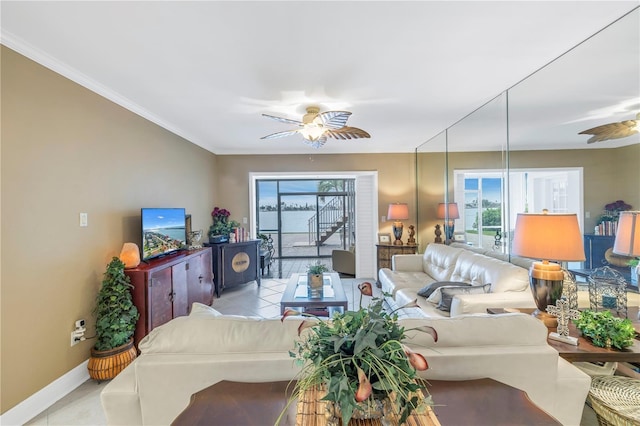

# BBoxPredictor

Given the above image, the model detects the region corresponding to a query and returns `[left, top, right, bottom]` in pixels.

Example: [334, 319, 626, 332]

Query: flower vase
[327, 397, 392, 425]
[307, 273, 324, 298]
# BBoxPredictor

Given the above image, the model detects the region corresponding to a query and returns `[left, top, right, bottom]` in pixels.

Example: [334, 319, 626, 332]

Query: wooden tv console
[125, 247, 214, 347]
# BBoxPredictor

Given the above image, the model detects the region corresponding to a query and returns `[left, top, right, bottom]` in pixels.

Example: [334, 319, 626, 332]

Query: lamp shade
[511, 213, 585, 261]
[613, 211, 640, 256]
[437, 203, 460, 220]
[119, 242, 141, 269]
[387, 203, 409, 220]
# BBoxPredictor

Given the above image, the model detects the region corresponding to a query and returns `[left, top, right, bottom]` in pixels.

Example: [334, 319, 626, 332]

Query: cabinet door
[186, 251, 214, 308]
[172, 261, 189, 317]
[222, 243, 258, 287]
[149, 268, 173, 330]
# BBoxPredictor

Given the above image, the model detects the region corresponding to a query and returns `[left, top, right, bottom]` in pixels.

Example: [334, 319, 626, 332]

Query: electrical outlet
[71, 331, 80, 346]
[79, 212, 88, 227]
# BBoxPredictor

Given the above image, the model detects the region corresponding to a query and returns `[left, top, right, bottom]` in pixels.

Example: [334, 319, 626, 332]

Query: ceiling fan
[578, 112, 639, 143]
[261, 106, 371, 148]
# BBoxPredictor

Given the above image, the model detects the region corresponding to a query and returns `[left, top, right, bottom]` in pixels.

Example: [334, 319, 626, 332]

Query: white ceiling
[2, 1, 639, 155]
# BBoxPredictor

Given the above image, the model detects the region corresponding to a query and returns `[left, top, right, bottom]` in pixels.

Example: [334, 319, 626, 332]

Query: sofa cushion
[189, 302, 222, 317]
[417, 281, 471, 298]
[422, 244, 462, 281]
[138, 315, 313, 354]
[437, 283, 491, 312]
[449, 251, 529, 293]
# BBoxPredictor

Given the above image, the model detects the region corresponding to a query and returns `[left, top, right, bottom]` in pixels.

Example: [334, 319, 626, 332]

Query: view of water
[259, 211, 316, 233]
[147, 227, 186, 242]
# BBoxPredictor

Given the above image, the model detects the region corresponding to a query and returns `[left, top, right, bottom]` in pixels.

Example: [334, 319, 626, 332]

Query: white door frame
[249, 171, 378, 279]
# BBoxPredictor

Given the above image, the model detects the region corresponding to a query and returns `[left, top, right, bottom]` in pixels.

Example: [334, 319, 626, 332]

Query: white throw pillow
[189, 302, 222, 317]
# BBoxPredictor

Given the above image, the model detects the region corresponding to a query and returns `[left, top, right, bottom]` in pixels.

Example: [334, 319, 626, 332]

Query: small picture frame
[453, 232, 466, 242]
[378, 233, 392, 244]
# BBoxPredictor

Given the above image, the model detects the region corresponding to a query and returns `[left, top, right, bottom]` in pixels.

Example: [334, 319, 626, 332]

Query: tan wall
[0, 46, 218, 413]
[510, 146, 640, 230]
[415, 146, 639, 242]
[215, 153, 417, 240]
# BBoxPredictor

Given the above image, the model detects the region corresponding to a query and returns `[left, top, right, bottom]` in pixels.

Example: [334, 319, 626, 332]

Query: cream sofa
[100, 304, 590, 425]
[379, 243, 538, 317]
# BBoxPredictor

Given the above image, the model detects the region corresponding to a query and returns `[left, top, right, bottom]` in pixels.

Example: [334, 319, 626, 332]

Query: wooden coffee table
[172, 379, 561, 425]
[487, 307, 640, 363]
[280, 273, 348, 316]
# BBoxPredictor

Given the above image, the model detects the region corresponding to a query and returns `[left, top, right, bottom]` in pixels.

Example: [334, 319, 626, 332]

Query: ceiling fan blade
[261, 129, 300, 140]
[318, 111, 352, 130]
[326, 126, 371, 140]
[303, 135, 327, 149]
[579, 120, 638, 143]
[262, 113, 303, 126]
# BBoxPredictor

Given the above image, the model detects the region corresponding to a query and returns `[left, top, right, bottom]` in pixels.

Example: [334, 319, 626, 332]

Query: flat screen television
[141, 208, 187, 261]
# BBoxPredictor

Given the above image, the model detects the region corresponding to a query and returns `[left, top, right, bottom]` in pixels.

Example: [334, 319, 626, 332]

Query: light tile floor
[26, 274, 639, 425]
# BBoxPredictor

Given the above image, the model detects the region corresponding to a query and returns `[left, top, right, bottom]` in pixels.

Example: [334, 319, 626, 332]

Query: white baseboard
[0, 360, 89, 426]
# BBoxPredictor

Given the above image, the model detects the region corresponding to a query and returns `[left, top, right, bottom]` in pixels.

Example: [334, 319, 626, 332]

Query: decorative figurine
[434, 224, 443, 244]
[546, 296, 580, 345]
[407, 225, 416, 246]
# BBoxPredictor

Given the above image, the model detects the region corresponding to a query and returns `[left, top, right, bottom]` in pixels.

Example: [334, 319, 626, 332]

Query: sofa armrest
[392, 254, 424, 271]
[449, 291, 536, 316]
[101, 362, 142, 425]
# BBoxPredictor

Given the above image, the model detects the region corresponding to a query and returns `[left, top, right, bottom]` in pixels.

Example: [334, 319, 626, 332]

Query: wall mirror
[416, 8, 639, 271]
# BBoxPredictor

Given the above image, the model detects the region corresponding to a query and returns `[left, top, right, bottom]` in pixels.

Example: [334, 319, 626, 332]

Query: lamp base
[529, 261, 564, 329]
[392, 222, 404, 246]
[531, 309, 558, 328]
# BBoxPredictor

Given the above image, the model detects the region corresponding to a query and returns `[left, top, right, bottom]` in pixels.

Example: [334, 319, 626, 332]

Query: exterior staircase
[308, 181, 355, 247]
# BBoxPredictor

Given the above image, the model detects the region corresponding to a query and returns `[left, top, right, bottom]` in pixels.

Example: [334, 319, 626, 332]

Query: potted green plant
[278, 283, 437, 425]
[88, 257, 140, 381]
[573, 309, 635, 350]
[307, 261, 329, 298]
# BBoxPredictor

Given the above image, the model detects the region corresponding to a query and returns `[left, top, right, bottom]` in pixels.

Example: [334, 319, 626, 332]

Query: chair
[258, 234, 274, 276]
[332, 249, 355, 277]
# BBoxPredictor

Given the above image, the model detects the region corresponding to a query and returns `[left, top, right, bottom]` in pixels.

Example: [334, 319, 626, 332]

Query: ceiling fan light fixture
[299, 124, 326, 141]
[261, 105, 370, 148]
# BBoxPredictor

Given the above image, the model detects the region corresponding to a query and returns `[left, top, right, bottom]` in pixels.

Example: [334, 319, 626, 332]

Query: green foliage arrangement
[94, 257, 139, 351]
[307, 261, 330, 275]
[279, 283, 436, 425]
[573, 310, 635, 350]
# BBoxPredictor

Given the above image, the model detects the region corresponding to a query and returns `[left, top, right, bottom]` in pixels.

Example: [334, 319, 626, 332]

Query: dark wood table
[171, 379, 561, 425]
[487, 307, 640, 363]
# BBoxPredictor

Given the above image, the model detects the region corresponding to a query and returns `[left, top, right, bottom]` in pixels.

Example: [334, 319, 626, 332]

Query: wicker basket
[587, 376, 640, 426]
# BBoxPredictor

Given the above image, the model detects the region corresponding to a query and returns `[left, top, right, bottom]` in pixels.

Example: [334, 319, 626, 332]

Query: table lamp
[613, 210, 640, 291]
[613, 211, 639, 257]
[437, 202, 460, 243]
[119, 242, 141, 269]
[511, 211, 585, 327]
[387, 203, 409, 246]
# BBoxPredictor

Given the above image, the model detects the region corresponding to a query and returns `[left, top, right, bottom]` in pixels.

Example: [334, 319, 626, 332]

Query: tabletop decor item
[306, 261, 330, 298]
[573, 309, 635, 350]
[278, 282, 437, 425]
[208, 207, 239, 243]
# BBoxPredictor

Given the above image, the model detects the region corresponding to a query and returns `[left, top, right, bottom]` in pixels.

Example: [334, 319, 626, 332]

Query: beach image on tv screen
[142, 209, 185, 259]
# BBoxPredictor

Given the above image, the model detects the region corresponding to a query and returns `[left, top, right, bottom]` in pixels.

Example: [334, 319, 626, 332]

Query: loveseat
[100, 303, 590, 425]
[379, 242, 538, 317]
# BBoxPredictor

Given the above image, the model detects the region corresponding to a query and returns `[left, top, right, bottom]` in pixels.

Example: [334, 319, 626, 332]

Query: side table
[376, 244, 417, 285]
